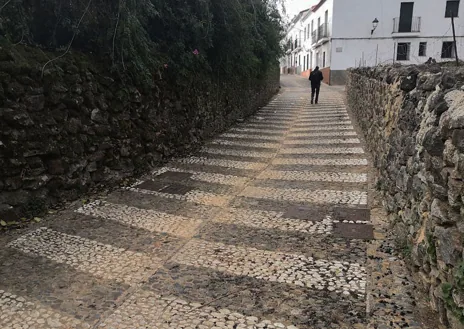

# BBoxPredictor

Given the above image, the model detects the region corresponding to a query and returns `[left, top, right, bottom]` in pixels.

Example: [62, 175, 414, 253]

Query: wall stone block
[347, 64, 464, 328]
[0, 47, 279, 215]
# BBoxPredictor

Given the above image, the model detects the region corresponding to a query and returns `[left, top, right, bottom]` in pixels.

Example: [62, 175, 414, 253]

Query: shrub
[0, 0, 284, 87]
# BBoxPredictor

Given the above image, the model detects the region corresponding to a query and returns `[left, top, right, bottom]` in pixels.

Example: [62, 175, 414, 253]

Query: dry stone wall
[0, 46, 279, 215]
[347, 64, 464, 328]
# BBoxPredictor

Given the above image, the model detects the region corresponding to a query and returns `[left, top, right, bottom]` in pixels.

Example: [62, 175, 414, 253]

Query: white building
[281, 9, 310, 75]
[281, 0, 464, 85]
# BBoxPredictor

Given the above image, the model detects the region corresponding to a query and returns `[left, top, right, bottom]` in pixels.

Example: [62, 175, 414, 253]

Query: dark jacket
[309, 70, 324, 86]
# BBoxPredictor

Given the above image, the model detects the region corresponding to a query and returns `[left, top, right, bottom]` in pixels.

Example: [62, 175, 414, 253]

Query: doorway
[399, 2, 414, 32]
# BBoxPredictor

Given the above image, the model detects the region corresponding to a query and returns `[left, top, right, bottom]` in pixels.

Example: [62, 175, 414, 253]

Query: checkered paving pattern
[0, 76, 422, 329]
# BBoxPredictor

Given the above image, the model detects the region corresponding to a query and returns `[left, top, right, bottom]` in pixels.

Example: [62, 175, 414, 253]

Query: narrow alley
[0, 76, 423, 329]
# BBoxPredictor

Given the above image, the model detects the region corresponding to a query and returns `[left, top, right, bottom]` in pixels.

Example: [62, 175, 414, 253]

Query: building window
[396, 42, 410, 60]
[304, 28, 307, 41]
[446, 0, 460, 17]
[398, 2, 414, 33]
[323, 52, 326, 67]
[419, 42, 427, 56]
[442, 41, 455, 58]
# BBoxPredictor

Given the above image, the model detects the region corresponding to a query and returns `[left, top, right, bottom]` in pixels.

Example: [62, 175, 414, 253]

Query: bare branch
[13, 31, 24, 45]
[121, 41, 126, 71]
[248, 0, 260, 35]
[112, 0, 122, 66]
[0, 0, 12, 12]
[41, 0, 93, 77]
[112, 11, 121, 66]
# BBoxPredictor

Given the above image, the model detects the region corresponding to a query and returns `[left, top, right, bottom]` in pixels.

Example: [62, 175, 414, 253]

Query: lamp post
[450, 12, 460, 66]
[371, 18, 379, 35]
[371, 18, 380, 66]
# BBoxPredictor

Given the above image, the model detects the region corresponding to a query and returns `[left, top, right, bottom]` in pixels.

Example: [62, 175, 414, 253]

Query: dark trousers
[311, 84, 320, 103]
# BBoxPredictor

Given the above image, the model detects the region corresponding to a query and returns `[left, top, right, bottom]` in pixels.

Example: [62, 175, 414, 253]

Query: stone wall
[0, 46, 279, 215]
[347, 64, 464, 328]
[330, 70, 348, 86]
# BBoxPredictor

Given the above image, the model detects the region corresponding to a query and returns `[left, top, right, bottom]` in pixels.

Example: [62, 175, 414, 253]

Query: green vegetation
[426, 233, 437, 265]
[18, 196, 47, 219]
[400, 241, 413, 258]
[0, 0, 284, 87]
[442, 261, 464, 324]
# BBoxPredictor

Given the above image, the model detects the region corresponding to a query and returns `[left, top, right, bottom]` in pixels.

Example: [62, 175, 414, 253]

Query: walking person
[309, 66, 324, 104]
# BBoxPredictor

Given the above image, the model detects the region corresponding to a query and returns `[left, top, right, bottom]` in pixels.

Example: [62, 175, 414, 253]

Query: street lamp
[371, 18, 379, 35]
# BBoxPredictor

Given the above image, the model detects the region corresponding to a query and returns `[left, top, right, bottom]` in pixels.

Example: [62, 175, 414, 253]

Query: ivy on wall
[442, 261, 464, 324]
[0, 0, 284, 87]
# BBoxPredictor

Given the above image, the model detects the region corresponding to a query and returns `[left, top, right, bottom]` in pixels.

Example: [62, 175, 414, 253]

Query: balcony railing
[311, 23, 329, 45]
[311, 30, 317, 44]
[393, 17, 421, 33]
[317, 23, 329, 41]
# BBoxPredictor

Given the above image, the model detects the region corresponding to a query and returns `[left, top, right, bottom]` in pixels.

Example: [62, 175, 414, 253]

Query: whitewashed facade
[281, 0, 464, 84]
[281, 9, 310, 75]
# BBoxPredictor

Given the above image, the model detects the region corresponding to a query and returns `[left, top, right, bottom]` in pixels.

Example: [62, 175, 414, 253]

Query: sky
[284, 0, 318, 20]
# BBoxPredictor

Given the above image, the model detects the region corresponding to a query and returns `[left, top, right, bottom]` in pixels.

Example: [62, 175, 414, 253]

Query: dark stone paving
[195, 152, 274, 162]
[106, 190, 222, 219]
[333, 223, 374, 240]
[204, 144, 279, 152]
[172, 161, 260, 177]
[196, 222, 367, 262]
[45, 212, 183, 257]
[283, 205, 328, 221]
[274, 153, 368, 159]
[0, 249, 128, 322]
[230, 195, 335, 213]
[333, 207, 371, 222]
[252, 178, 367, 191]
[146, 264, 366, 328]
[0, 76, 425, 329]
[271, 164, 369, 174]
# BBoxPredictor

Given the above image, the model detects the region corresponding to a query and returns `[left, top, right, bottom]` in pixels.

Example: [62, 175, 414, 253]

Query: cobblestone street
[0, 76, 424, 328]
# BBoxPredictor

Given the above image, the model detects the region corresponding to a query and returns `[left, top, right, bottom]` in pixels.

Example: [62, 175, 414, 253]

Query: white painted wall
[332, 0, 464, 39]
[281, 0, 464, 75]
[302, 0, 333, 69]
[331, 0, 464, 70]
[300, 10, 312, 71]
[281, 9, 312, 72]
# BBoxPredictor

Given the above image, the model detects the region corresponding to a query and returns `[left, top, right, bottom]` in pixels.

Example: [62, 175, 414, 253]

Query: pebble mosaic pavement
[0, 76, 426, 329]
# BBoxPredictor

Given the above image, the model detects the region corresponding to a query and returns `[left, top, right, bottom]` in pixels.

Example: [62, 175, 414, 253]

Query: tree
[0, 0, 284, 87]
